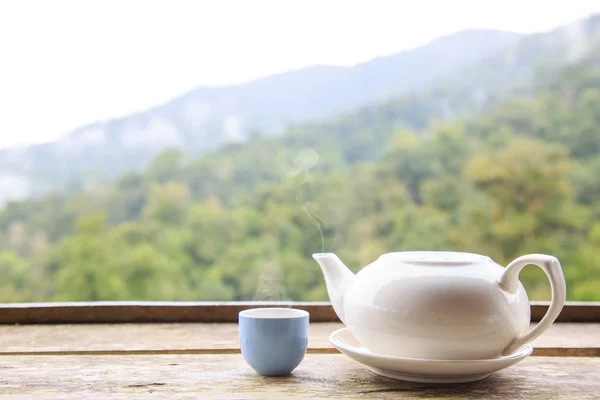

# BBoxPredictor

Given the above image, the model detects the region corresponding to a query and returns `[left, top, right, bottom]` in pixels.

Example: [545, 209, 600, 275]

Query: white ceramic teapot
[313, 251, 566, 360]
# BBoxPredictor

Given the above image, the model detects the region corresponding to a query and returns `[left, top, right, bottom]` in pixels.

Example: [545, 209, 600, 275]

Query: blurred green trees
[1, 66, 600, 302]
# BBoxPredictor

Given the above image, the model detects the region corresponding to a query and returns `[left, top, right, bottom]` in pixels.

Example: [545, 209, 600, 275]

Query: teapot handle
[498, 254, 566, 356]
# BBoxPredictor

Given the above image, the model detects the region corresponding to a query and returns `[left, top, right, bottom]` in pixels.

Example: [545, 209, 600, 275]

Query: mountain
[1, 42, 600, 302]
[0, 29, 520, 203]
[2, 14, 600, 206]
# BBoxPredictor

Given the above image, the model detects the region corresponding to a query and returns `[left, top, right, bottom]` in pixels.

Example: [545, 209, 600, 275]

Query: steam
[282, 148, 326, 252]
[251, 148, 325, 303]
[252, 260, 291, 302]
[303, 201, 325, 253]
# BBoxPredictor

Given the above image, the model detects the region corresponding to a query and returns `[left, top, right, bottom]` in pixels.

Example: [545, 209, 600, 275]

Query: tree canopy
[0, 62, 599, 302]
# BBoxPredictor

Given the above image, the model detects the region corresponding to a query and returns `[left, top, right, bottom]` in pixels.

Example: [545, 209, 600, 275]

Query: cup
[239, 308, 309, 376]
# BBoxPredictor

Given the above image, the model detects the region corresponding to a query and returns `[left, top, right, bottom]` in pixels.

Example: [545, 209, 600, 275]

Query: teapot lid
[384, 251, 488, 266]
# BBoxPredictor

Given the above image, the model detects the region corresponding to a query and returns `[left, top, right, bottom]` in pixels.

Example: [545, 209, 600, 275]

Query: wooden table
[0, 322, 598, 399]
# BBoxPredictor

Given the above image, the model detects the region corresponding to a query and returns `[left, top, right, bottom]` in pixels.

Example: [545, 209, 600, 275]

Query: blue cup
[239, 308, 309, 376]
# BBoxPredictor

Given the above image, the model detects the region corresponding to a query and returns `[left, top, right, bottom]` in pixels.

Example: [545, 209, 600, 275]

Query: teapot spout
[312, 253, 355, 325]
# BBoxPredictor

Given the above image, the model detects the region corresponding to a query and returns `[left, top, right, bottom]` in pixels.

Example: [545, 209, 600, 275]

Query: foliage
[1, 62, 600, 302]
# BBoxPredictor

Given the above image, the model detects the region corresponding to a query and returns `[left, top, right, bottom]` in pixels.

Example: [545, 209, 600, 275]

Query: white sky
[1, 0, 599, 150]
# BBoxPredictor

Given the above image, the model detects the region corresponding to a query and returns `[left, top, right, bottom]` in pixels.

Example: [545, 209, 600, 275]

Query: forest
[0, 54, 599, 302]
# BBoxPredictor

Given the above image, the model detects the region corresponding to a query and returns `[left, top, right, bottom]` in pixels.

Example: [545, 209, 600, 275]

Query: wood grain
[0, 323, 597, 356]
[1, 301, 598, 323]
[0, 302, 336, 324]
[0, 354, 597, 399]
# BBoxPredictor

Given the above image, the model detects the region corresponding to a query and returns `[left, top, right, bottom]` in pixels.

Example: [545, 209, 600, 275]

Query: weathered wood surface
[0, 322, 597, 356]
[0, 302, 335, 324]
[0, 355, 597, 399]
[1, 301, 599, 323]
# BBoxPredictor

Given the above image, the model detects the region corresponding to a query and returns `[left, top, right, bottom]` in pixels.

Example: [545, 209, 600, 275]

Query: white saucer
[329, 328, 533, 383]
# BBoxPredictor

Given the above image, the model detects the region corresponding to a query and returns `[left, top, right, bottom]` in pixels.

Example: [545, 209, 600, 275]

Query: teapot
[313, 251, 566, 360]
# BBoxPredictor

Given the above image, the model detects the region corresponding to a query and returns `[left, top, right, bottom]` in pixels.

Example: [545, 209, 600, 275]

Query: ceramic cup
[239, 308, 309, 376]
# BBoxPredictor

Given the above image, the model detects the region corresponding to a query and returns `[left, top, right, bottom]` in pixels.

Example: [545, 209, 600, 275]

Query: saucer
[329, 328, 533, 383]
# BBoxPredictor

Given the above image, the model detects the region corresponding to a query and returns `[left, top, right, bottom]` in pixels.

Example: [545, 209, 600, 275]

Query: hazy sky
[1, 0, 600, 149]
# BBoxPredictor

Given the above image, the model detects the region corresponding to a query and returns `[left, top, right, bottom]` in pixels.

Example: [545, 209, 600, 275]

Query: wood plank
[0, 301, 599, 323]
[0, 354, 597, 399]
[0, 323, 597, 356]
[0, 302, 335, 324]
